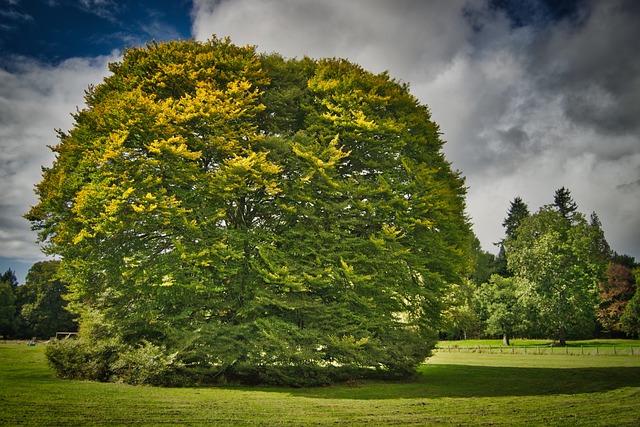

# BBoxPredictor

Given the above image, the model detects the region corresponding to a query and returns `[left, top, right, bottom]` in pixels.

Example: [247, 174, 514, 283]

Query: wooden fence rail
[435, 345, 639, 356]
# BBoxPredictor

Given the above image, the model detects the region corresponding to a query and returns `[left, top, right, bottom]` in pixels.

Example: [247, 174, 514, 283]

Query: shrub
[45, 337, 119, 381]
[111, 341, 182, 386]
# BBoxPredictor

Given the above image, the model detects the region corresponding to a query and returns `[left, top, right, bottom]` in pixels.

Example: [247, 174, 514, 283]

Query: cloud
[193, 0, 473, 80]
[0, 53, 118, 262]
[140, 19, 185, 41]
[527, 0, 640, 136]
[0, 8, 33, 22]
[0, 0, 33, 32]
[78, 0, 122, 22]
[192, 0, 640, 259]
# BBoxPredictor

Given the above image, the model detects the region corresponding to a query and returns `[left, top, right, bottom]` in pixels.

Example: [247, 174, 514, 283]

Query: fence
[435, 344, 640, 356]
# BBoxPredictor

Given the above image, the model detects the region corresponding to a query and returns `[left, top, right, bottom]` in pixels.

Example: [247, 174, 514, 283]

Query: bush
[111, 341, 182, 386]
[46, 337, 182, 385]
[45, 337, 118, 381]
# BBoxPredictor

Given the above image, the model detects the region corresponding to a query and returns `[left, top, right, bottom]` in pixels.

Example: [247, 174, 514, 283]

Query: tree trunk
[558, 326, 566, 347]
[502, 333, 510, 346]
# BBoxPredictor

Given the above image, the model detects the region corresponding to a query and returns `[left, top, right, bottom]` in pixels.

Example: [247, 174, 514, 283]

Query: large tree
[505, 189, 607, 346]
[26, 38, 472, 385]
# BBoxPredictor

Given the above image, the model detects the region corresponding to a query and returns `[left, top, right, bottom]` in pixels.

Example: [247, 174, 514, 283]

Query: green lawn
[2, 342, 639, 426]
[436, 338, 640, 355]
[438, 338, 640, 347]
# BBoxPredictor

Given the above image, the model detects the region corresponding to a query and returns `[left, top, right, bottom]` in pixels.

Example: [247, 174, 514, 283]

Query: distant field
[1, 341, 639, 426]
[436, 338, 640, 356]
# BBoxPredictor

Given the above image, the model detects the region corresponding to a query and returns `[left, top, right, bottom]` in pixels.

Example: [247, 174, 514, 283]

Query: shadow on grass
[5, 344, 639, 402]
[253, 364, 640, 400]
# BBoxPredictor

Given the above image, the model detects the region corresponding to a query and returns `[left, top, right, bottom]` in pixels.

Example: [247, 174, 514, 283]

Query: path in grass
[2, 343, 639, 426]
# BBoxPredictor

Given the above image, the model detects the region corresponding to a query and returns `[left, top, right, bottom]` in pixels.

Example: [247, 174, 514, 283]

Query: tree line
[442, 187, 640, 345]
[0, 261, 77, 340]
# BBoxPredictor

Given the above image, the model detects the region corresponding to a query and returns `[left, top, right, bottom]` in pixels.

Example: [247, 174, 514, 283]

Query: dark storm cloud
[527, 0, 640, 136]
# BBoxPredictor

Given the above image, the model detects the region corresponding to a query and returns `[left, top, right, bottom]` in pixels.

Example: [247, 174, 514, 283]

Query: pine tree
[496, 196, 530, 276]
[553, 187, 578, 221]
[502, 196, 530, 239]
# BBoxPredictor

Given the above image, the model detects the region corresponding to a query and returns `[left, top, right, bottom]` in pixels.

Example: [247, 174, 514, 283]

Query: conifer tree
[502, 196, 530, 240]
[496, 196, 530, 276]
[553, 187, 578, 221]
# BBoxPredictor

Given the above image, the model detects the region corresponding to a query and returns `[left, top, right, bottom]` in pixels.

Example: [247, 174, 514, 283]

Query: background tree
[469, 236, 498, 286]
[495, 196, 529, 276]
[597, 262, 636, 335]
[505, 191, 606, 346]
[611, 253, 637, 270]
[474, 274, 523, 346]
[503, 197, 530, 239]
[26, 38, 472, 385]
[553, 187, 577, 220]
[1, 269, 19, 289]
[19, 261, 77, 339]
[621, 268, 640, 338]
[588, 212, 611, 261]
[440, 279, 480, 340]
[0, 271, 18, 339]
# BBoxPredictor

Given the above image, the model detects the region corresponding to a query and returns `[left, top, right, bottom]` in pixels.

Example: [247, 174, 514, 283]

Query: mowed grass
[437, 338, 640, 348]
[1, 342, 640, 426]
[436, 338, 640, 355]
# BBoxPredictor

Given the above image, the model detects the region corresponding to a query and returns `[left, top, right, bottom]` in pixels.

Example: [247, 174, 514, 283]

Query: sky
[1, 0, 639, 284]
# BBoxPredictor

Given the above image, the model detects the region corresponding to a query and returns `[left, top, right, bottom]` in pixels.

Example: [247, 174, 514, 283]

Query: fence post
[565, 345, 568, 355]
[524, 346, 527, 354]
[596, 345, 598, 355]
[551, 345, 553, 355]
[631, 345, 633, 356]
[581, 345, 583, 355]
[512, 345, 514, 354]
[537, 345, 540, 354]
[613, 345, 616, 355]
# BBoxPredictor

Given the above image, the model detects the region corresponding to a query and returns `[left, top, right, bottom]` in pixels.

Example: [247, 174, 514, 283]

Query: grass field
[436, 338, 640, 355]
[1, 341, 639, 426]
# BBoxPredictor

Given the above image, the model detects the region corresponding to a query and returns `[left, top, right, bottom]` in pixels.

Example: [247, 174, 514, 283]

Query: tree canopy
[27, 37, 472, 386]
[474, 275, 523, 346]
[505, 189, 608, 345]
